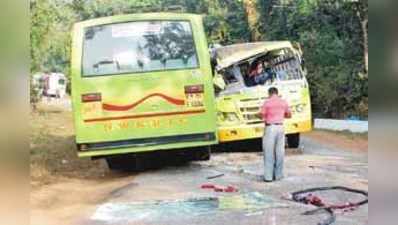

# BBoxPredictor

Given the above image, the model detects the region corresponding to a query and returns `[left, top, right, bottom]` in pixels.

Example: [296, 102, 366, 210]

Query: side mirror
[213, 73, 226, 91]
[292, 42, 303, 54]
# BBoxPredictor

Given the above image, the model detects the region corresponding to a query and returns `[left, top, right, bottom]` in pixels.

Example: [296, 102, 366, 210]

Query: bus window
[271, 54, 303, 81]
[82, 21, 199, 76]
[221, 49, 305, 88]
[59, 79, 65, 85]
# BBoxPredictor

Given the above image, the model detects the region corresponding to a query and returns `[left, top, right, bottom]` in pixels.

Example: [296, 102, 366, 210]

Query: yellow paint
[218, 120, 312, 142]
[101, 117, 189, 132]
[218, 124, 265, 142]
[219, 195, 246, 209]
[82, 102, 102, 117]
[186, 93, 204, 107]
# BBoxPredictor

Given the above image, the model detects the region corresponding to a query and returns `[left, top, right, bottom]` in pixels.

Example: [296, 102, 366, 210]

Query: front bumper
[77, 133, 217, 158]
[218, 120, 312, 142]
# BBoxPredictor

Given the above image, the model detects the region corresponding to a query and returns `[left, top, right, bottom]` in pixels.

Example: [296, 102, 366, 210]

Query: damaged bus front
[213, 42, 312, 147]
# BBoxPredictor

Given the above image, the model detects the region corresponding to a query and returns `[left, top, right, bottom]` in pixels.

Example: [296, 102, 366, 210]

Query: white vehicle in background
[32, 72, 68, 99]
[44, 73, 67, 98]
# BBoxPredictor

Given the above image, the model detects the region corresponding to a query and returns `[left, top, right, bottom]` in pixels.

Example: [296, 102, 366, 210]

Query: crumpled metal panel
[215, 41, 293, 70]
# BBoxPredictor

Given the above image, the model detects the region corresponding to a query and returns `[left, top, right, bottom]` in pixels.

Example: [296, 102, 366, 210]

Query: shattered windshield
[221, 48, 304, 88]
[82, 21, 199, 76]
[271, 51, 303, 81]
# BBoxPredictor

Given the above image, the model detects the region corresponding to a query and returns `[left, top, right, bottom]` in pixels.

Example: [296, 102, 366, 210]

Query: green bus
[71, 13, 217, 169]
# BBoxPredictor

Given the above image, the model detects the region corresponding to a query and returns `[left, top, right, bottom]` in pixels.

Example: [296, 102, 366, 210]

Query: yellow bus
[212, 42, 312, 147]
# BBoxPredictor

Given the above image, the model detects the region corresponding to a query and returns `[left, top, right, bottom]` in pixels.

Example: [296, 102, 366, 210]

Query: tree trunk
[361, 18, 368, 73]
[355, 0, 368, 74]
[243, 0, 260, 41]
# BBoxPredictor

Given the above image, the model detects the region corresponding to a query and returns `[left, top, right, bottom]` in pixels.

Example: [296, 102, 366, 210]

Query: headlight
[224, 112, 239, 122]
[218, 112, 239, 122]
[295, 104, 305, 113]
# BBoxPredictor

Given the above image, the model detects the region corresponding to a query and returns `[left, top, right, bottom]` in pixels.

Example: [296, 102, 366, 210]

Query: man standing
[260, 87, 291, 182]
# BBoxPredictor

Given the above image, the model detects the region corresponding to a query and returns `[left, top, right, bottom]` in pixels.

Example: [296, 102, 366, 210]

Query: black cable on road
[288, 186, 368, 225]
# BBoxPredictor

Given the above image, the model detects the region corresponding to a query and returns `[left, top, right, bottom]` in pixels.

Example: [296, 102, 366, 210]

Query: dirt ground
[30, 103, 109, 188]
[304, 130, 368, 152]
[30, 102, 368, 225]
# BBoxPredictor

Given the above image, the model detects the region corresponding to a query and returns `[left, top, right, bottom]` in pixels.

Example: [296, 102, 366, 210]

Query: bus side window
[222, 69, 238, 85]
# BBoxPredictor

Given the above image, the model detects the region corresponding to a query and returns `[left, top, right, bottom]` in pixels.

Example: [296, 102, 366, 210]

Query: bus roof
[215, 41, 294, 70]
[74, 13, 203, 29]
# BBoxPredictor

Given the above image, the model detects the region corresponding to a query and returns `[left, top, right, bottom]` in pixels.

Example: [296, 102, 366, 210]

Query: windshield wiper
[137, 59, 144, 70]
[93, 60, 120, 70]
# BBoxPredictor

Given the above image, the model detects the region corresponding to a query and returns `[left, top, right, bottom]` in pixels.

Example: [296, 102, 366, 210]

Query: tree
[243, 0, 260, 41]
[350, 0, 368, 73]
[29, 0, 367, 118]
[30, 0, 75, 74]
[256, 0, 368, 118]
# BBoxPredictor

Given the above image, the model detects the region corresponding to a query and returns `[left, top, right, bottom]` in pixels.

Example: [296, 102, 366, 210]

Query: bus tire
[194, 146, 211, 161]
[105, 156, 124, 171]
[287, 133, 300, 148]
[105, 155, 141, 171]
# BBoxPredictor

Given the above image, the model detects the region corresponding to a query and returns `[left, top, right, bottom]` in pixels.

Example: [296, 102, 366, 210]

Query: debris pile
[286, 186, 368, 225]
[201, 183, 239, 193]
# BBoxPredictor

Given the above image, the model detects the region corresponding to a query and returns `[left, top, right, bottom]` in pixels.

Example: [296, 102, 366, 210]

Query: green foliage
[31, 0, 76, 75]
[30, 0, 250, 75]
[30, 0, 367, 118]
[257, 0, 368, 118]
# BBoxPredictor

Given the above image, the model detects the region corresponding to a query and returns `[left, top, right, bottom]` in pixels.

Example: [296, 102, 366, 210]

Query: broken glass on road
[91, 192, 288, 223]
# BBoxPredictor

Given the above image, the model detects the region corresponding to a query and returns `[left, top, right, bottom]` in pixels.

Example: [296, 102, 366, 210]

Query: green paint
[71, 13, 217, 157]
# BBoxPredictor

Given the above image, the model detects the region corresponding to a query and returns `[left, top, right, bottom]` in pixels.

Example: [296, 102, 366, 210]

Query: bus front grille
[239, 98, 264, 124]
[241, 111, 263, 124]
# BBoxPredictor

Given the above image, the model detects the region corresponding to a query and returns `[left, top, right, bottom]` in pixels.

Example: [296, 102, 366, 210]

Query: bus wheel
[194, 146, 211, 161]
[287, 133, 300, 148]
[105, 155, 141, 171]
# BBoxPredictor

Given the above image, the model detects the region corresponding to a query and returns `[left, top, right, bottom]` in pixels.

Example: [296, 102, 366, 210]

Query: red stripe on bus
[102, 93, 185, 111]
[84, 109, 206, 123]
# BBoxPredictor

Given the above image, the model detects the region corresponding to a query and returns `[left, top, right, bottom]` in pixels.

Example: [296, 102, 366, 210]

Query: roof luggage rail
[163, 5, 186, 12]
[128, 5, 162, 13]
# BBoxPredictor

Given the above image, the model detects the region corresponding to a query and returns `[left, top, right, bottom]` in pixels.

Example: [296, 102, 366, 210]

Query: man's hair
[268, 87, 278, 96]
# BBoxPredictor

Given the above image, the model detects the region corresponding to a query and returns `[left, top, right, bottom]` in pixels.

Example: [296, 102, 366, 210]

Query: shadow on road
[212, 138, 263, 153]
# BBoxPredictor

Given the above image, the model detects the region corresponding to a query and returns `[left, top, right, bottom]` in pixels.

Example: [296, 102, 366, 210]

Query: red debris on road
[214, 186, 224, 192]
[200, 183, 239, 193]
[201, 184, 215, 189]
[224, 186, 239, 193]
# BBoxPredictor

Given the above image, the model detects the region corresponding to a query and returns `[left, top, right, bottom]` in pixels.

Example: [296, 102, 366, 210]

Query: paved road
[31, 135, 368, 225]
